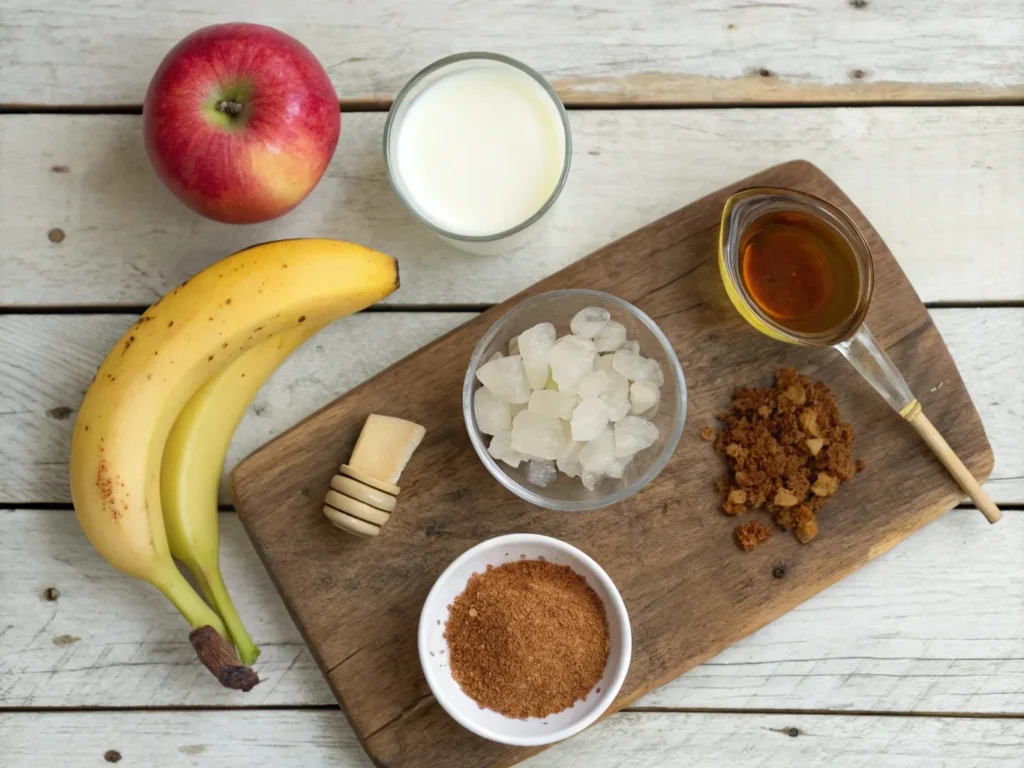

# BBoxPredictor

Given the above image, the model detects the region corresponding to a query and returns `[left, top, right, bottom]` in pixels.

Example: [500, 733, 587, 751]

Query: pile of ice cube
[474, 307, 663, 491]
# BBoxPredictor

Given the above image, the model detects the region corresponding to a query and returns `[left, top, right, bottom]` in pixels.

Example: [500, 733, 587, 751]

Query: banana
[70, 239, 399, 684]
[161, 320, 327, 665]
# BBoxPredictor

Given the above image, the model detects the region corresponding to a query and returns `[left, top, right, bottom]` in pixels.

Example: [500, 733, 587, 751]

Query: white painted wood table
[2, 2, 1023, 765]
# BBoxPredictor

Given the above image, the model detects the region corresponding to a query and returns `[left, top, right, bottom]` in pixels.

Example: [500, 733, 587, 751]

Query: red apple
[143, 23, 340, 224]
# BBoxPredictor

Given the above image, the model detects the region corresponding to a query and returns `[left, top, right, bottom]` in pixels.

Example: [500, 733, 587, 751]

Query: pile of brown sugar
[704, 367, 862, 550]
[444, 559, 610, 719]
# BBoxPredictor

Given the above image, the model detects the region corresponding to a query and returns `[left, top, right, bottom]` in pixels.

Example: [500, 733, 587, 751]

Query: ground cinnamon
[444, 559, 609, 719]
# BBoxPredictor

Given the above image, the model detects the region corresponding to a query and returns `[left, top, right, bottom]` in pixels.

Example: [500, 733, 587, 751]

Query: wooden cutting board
[232, 160, 994, 768]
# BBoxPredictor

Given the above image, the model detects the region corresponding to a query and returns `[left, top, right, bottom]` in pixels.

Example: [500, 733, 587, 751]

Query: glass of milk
[384, 53, 571, 255]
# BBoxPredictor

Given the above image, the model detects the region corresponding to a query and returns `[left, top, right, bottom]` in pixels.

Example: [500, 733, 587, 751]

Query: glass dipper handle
[837, 323, 1000, 524]
[836, 324, 916, 414]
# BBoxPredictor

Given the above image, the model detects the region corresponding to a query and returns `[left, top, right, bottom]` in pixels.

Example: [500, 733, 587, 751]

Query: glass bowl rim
[382, 51, 573, 243]
[462, 288, 687, 512]
[718, 186, 876, 346]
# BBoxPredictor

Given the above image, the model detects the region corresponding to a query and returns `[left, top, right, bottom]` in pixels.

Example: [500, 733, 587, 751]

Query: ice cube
[578, 365, 630, 421]
[581, 470, 602, 491]
[602, 392, 631, 422]
[570, 307, 611, 339]
[629, 381, 660, 415]
[510, 401, 527, 419]
[549, 336, 596, 395]
[528, 389, 577, 420]
[476, 355, 531, 403]
[612, 349, 647, 381]
[606, 457, 628, 479]
[579, 425, 615, 474]
[488, 350, 504, 363]
[579, 361, 628, 403]
[474, 387, 512, 435]
[622, 339, 640, 354]
[518, 322, 556, 390]
[507, 336, 520, 356]
[557, 441, 583, 478]
[641, 357, 665, 386]
[511, 410, 570, 460]
[488, 430, 528, 468]
[571, 397, 610, 441]
[527, 459, 557, 487]
[614, 416, 660, 457]
[595, 354, 616, 373]
[578, 369, 611, 399]
[605, 369, 630, 399]
[594, 321, 627, 352]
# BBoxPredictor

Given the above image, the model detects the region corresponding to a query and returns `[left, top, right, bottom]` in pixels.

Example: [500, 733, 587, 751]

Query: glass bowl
[462, 289, 686, 511]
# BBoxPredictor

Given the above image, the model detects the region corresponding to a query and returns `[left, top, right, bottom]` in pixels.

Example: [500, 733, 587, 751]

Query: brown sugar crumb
[792, 503, 819, 543]
[723, 489, 748, 515]
[700, 426, 715, 441]
[736, 520, 773, 551]
[811, 472, 840, 497]
[444, 560, 609, 720]
[711, 368, 859, 548]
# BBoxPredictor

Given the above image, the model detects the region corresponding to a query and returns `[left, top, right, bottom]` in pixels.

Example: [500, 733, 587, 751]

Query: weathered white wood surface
[4, 709, 1024, 768]
[2, 310, 1020, 506]
[3, 507, 1021, 711]
[0, 313, 466, 504]
[3, 1, 1022, 765]
[2, 109, 1022, 307]
[2, 0, 1023, 106]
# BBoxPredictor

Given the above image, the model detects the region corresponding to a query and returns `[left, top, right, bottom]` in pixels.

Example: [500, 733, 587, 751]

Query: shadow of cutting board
[232, 161, 994, 768]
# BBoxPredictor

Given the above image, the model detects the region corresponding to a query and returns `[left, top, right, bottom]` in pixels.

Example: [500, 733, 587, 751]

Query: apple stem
[217, 100, 244, 115]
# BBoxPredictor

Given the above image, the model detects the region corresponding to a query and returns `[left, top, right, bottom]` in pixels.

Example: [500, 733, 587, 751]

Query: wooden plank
[1, 310, 1021, 506]
[3, 508, 1023, 712]
[0, 313, 469, 504]
[2, 0, 1022, 106]
[0, 109, 1021, 307]
[228, 161, 993, 768]
[4, 709, 1024, 768]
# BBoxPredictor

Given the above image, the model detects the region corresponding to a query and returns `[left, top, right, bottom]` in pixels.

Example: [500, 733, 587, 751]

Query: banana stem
[156, 565, 229, 640]
[190, 626, 260, 692]
[193, 564, 261, 665]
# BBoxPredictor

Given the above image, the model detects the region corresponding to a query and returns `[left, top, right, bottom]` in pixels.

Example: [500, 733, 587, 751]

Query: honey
[738, 209, 861, 335]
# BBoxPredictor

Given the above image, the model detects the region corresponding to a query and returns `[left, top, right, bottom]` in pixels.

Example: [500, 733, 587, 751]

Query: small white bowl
[418, 534, 631, 746]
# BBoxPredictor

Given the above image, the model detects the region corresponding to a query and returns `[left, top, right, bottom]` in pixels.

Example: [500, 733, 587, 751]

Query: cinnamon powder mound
[444, 560, 610, 719]
[711, 367, 863, 549]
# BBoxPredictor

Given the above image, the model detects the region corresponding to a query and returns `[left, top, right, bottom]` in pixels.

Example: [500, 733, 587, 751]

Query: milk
[390, 63, 567, 242]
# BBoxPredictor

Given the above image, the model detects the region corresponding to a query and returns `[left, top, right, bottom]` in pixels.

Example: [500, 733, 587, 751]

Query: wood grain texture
[231, 162, 994, 768]
[2, 109, 1023, 307]
[1, 309, 1019, 507]
[1, 0, 1022, 106]
[4, 508, 1022, 712]
[0, 313, 468, 504]
[4, 709, 1024, 768]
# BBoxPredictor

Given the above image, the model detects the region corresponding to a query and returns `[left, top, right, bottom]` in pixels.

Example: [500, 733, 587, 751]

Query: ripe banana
[70, 239, 399, 684]
[161, 320, 327, 665]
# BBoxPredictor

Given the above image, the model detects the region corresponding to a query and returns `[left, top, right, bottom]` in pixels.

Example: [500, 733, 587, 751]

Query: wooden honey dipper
[323, 414, 426, 537]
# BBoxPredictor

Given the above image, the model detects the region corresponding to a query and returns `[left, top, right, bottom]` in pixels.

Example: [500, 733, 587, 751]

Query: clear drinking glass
[383, 52, 572, 255]
[463, 290, 686, 512]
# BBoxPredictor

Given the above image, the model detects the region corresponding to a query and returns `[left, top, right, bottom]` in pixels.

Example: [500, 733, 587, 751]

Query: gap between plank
[0, 304, 492, 316]
[3, 503, 1022, 513]
[2, 302, 1022, 316]
[4, 703, 1024, 721]
[3, 98, 1024, 115]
